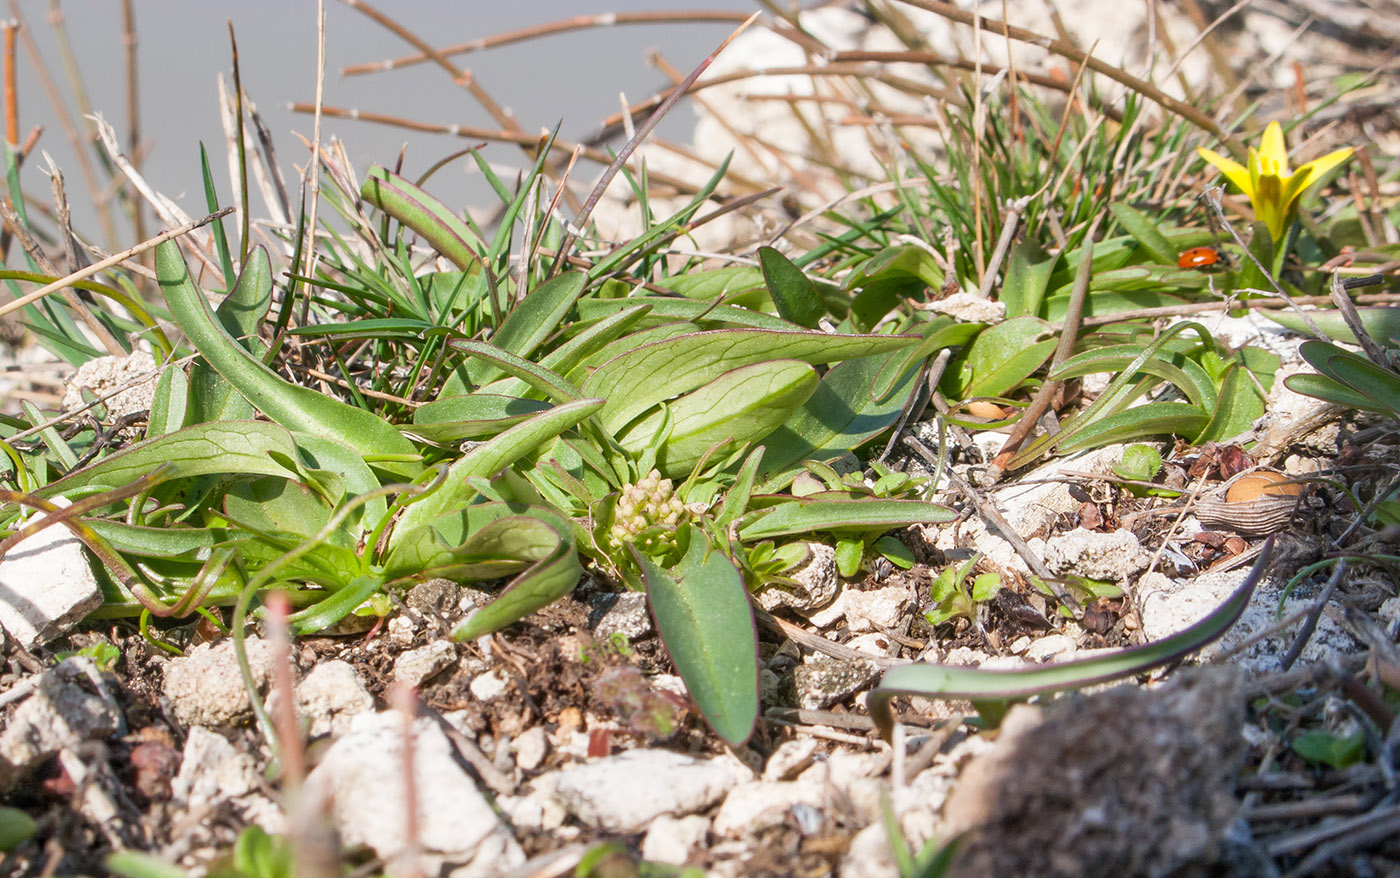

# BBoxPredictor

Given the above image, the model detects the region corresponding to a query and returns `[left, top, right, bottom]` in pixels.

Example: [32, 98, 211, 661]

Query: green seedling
[870, 538, 1275, 739]
[925, 554, 1002, 627]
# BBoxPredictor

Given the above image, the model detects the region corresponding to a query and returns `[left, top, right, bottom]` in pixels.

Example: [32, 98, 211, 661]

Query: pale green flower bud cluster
[609, 469, 686, 556]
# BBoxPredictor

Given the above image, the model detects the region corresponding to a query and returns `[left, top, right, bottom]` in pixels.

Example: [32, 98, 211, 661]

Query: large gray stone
[162, 637, 273, 728]
[303, 710, 520, 872]
[0, 659, 121, 791]
[551, 749, 751, 833]
[0, 508, 101, 647]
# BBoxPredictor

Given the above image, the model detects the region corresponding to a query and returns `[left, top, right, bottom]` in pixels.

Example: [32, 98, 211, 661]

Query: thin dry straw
[340, 0, 521, 138]
[0, 207, 233, 321]
[552, 13, 760, 271]
[897, 0, 1243, 157]
[340, 10, 754, 76]
[9, 0, 118, 250]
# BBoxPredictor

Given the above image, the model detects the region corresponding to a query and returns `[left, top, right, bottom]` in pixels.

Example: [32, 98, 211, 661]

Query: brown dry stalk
[341, 10, 754, 76]
[3, 19, 15, 147]
[897, 0, 1244, 157]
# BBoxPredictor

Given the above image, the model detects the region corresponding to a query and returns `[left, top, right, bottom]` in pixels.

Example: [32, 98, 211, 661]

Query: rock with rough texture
[62, 350, 158, 421]
[711, 780, 824, 838]
[0, 660, 122, 791]
[0, 507, 102, 647]
[550, 749, 751, 833]
[303, 710, 522, 873]
[920, 445, 1126, 577]
[393, 640, 457, 687]
[162, 637, 273, 728]
[755, 543, 839, 614]
[512, 726, 549, 772]
[1138, 563, 1360, 674]
[1042, 528, 1150, 582]
[588, 591, 652, 642]
[839, 821, 902, 878]
[763, 739, 819, 781]
[642, 814, 711, 865]
[943, 668, 1246, 877]
[794, 656, 880, 710]
[844, 585, 914, 632]
[170, 727, 283, 833]
[296, 660, 373, 737]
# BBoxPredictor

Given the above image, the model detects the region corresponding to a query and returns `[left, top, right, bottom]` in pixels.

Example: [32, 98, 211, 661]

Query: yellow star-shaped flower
[1198, 121, 1353, 242]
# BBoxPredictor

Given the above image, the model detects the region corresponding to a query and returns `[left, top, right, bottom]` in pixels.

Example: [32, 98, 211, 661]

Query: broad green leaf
[106, 851, 187, 878]
[1292, 728, 1366, 769]
[1284, 371, 1380, 413]
[1051, 344, 1218, 412]
[584, 329, 918, 435]
[1263, 306, 1400, 346]
[970, 572, 1002, 602]
[451, 339, 583, 403]
[1054, 402, 1210, 455]
[655, 266, 764, 300]
[467, 272, 586, 385]
[1113, 444, 1163, 481]
[758, 246, 825, 328]
[835, 538, 863, 577]
[739, 498, 955, 541]
[1042, 289, 1190, 323]
[232, 826, 294, 878]
[1311, 346, 1400, 417]
[756, 351, 920, 487]
[618, 360, 818, 478]
[1000, 240, 1056, 319]
[575, 296, 804, 330]
[0, 806, 35, 852]
[157, 240, 422, 480]
[844, 245, 944, 331]
[411, 394, 553, 442]
[1108, 202, 1177, 265]
[42, 421, 301, 495]
[293, 432, 387, 525]
[478, 303, 652, 400]
[942, 316, 1055, 400]
[867, 538, 1276, 740]
[287, 575, 385, 635]
[216, 245, 273, 339]
[639, 525, 759, 746]
[449, 508, 582, 640]
[389, 397, 604, 548]
[1196, 364, 1266, 443]
[381, 501, 538, 581]
[361, 168, 485, 271]
[146, 365, 189, 438]
[223, 478, 334, 541]
[872, 534, 915, 569]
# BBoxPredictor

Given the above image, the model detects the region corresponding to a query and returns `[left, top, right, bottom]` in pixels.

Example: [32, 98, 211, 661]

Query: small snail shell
[1194, 468, 1304, 536]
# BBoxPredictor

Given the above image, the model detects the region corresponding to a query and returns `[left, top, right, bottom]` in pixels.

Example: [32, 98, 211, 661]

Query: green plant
[1286, 287, 1400, 421]
[925, 554, 1002, 628]
[881, 796, 962, 878]
[869, 539, 1275, 739]
[0, 807, 35, 853]
[54, 640, 122, 672]
[1198, 121, 1353, 244]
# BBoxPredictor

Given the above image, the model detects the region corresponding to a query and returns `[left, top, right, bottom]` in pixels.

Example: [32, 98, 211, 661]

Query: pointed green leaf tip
[638, 525, 759, 746]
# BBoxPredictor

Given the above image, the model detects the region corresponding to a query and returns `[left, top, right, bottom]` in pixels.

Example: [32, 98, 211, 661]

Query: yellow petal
[1296, 146, 1354, 189]
[1252, 173, 1289, 241]
[1197, 147, 1252, 195]
[1281, 147, 1354, 213]
[1257, 122, 1291, 176]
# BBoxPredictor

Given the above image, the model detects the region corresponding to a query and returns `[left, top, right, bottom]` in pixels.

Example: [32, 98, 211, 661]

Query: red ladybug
[1177, 247, 1220, 269]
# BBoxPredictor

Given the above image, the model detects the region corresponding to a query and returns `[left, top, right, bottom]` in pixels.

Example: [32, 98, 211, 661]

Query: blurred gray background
[7, 1, 744, 239]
